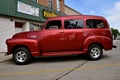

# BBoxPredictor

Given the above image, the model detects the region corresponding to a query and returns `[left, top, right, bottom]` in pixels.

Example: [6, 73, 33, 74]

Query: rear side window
[45, 20, 62, 30]
[64, 19, 84, 29]
[86, 19, 105, 28]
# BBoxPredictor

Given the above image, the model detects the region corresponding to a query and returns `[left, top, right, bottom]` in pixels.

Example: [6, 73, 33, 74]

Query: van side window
[45, 20, 62, 30]
[86, 19, 105, 28]
[64, 19, 84, 29]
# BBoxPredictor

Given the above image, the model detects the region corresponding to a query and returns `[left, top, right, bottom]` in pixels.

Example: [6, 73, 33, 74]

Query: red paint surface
[6, 15, 113, 57]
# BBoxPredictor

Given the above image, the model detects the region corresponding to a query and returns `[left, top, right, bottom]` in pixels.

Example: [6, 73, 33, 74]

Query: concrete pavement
[0, 52, 12, 63]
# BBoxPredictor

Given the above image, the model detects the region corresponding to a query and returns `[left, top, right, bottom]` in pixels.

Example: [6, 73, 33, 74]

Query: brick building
[38, 0, 65, 13]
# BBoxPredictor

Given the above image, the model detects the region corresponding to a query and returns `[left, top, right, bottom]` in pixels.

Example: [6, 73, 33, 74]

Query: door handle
[59, 31, 64, 33]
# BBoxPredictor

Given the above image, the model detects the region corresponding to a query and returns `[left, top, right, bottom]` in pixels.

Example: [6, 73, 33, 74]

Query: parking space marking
[0, 62, 120, 76]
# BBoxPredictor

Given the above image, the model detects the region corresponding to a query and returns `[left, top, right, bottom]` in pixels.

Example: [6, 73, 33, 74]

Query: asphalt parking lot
[0, 40, 120, 80]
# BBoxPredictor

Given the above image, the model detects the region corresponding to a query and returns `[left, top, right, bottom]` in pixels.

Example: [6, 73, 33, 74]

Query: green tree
[111, 28, 120, 39]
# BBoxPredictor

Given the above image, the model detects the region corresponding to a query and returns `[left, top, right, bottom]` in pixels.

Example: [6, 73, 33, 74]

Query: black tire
[87, 44, 103, 60]
[13, 47, 32, 65]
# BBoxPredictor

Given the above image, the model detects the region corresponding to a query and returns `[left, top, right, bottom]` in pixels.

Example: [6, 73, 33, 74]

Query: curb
[0, 53, 12, 63]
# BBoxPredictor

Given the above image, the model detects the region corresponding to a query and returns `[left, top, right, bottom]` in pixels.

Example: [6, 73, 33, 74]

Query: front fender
[6, 38, 40, 56]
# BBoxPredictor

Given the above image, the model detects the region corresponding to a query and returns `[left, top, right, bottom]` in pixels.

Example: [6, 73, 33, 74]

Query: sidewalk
[0, 52, 12, 63]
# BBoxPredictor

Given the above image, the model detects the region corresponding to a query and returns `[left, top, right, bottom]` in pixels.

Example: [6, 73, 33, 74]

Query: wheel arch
[83, 36, 105, 53]
[11, 43, 40, 57]
[12, 45, 31, 55]
[88, 42, 103, 50]
[83, 41, 104, 54]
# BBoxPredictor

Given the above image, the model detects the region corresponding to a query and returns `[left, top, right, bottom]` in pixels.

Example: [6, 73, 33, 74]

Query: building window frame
[56, 0, 61, 11]
[49, 0, 53, 9]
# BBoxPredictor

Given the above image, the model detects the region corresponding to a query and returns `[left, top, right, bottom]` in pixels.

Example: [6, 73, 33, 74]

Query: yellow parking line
[0, 63, 120, 76]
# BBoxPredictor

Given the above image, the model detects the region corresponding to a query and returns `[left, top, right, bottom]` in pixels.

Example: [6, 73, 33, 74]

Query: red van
[6, 15, 114, 65]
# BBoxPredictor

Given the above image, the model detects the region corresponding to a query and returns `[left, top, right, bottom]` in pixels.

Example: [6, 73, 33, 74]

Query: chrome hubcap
[16, 51, 27, 62]
[90, 47, 100, 59]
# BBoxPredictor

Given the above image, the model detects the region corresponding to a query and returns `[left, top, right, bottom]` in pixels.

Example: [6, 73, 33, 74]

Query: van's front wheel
[13, 47, 32, 65]
[87, 44, 103, 60]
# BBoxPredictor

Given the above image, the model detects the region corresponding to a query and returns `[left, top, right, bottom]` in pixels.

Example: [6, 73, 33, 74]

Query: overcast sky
[65, 0, 120, 31]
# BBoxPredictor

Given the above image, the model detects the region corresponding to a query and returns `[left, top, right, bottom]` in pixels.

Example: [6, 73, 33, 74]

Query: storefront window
[15, 22, 23, 33]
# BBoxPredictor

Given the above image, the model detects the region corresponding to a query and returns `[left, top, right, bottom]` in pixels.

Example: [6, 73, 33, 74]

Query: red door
[39, 29, 65, 52]
[63, 29, 84, 51]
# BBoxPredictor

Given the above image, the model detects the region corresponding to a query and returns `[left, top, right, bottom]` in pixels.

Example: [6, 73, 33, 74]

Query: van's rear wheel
[87, 44, 103, 60]
[13, 47, 32, 65]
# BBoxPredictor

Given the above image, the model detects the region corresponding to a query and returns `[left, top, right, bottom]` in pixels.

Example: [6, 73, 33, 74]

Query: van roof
[47, 15, 106, 20]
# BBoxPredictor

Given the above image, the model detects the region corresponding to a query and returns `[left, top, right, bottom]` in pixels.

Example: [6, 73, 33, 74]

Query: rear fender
[83, 36, 112, 53]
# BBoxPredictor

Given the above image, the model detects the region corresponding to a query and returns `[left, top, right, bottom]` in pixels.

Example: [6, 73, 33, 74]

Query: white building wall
[0, 17, 41, 52]
[0, 17, 15, 52]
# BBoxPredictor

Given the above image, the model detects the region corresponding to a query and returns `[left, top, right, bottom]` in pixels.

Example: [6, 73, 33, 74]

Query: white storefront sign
[17, 1, 39, 17]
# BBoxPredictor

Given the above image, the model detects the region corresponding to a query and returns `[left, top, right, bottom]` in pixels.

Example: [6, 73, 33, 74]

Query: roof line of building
[65, 4, 82, 15]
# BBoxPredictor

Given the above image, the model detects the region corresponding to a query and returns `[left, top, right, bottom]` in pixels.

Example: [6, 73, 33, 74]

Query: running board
[42, 51, 84, 56]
